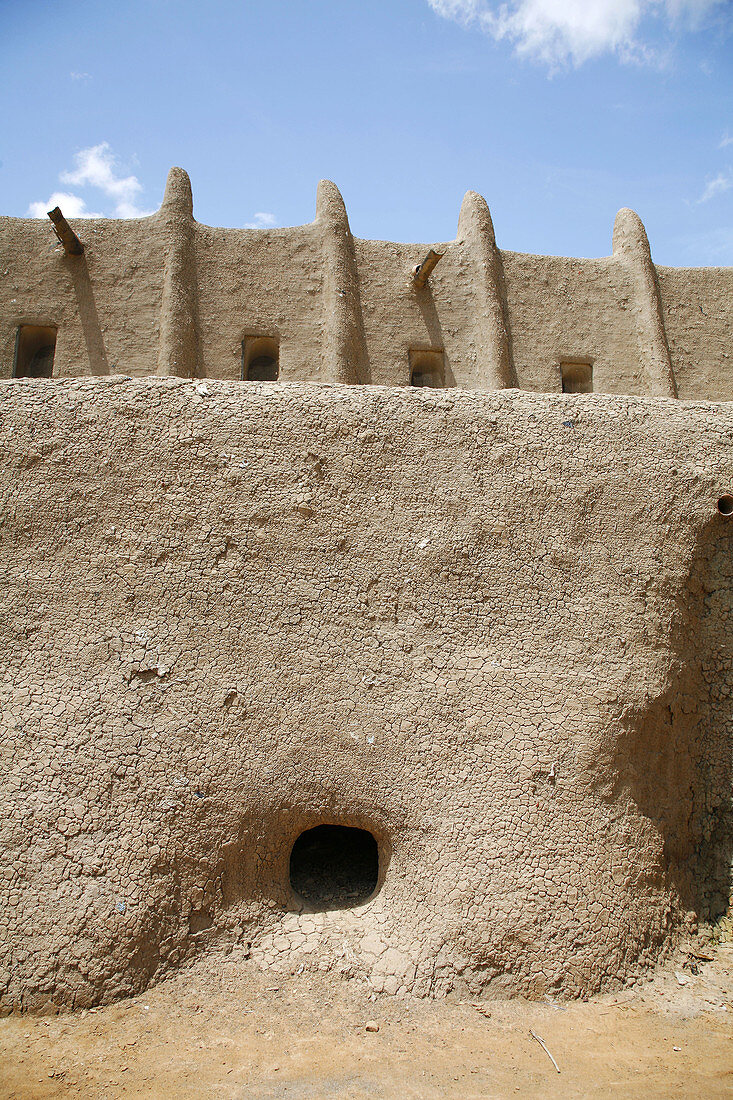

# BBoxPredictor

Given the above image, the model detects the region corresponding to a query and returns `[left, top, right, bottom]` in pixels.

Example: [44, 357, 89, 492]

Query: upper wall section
[1, 169, 731, 399]
[657, 266, 733, 402]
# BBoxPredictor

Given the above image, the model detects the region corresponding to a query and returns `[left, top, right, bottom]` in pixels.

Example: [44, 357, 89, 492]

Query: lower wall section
[0, 378, 731, 1010]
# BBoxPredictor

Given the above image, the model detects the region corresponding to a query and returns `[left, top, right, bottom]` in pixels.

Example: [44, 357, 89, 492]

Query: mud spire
[613, 208, 676, 399]
[457, 191, 515, 391]
[316, 180, 369, 385]
[156, 167, 199, 378]
[160, 166, 194, 218]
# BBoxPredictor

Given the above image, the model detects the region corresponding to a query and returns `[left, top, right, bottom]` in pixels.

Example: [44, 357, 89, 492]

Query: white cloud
[70, 71, 91, 81]
[60, 143, 151, 216]
[27, 143, 153, 220]
[697, 171, 733, 203]
[720, 131, 733, 149]
[26, 191, 104, 219]
[244, 212, 278, 229]
[427, 0, 726, 68]
[429, 0, 484, 18]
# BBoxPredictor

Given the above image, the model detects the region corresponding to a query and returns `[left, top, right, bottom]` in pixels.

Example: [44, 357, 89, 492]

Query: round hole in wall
[717, 495, 733, 516]
[289, 824, 379, 910]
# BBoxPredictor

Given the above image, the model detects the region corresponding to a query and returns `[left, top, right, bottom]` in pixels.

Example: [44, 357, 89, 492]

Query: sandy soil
[1, 942, 731, 1099]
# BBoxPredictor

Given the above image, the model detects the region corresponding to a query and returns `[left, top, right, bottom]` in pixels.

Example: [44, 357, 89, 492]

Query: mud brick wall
[1, 377, 731, 1011]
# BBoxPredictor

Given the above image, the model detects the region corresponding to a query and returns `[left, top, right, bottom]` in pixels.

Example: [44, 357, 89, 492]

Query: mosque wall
[1, 169, 731, 398]
[1, 378, 731, 1011]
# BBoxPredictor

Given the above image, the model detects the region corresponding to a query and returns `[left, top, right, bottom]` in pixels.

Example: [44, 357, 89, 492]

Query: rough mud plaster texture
[1, 377, 732, 1013]
[657, 266, 733, 401]
[0, 216, 163, 378]
[1, 174, 731, 397]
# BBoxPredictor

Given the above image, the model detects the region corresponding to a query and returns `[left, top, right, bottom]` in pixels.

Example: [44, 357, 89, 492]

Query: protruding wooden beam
[413, 249, 444, 288]
[48, 207, 83, 255]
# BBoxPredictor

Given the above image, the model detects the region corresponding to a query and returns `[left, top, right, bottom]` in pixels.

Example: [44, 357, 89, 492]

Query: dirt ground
[1, 942, 731, 1099]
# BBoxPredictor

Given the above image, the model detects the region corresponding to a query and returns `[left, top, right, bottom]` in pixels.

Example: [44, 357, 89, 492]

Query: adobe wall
[656, 265, 733, 401]
[0, 214, 164, 379]
[1, 377, 731, 1011]
[1, 170, 731, 397]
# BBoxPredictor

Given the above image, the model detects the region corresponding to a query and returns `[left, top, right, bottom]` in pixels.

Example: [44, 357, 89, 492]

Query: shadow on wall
[610, 508, 733, 929]
[68, 254, 109, 375]
[413, 286, 455, 387]
[694, 521, 733, 923]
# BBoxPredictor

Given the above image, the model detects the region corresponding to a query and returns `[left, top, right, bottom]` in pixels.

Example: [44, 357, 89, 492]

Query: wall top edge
[1, 213, 730, 272]
[2, 375, 733, 415]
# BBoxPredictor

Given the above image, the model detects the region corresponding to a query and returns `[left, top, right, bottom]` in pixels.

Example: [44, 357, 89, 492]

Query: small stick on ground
[529, 1029, 560, 1073]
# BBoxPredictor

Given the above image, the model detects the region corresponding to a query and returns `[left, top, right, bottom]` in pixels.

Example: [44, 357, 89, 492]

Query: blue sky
[1, 0, 732, 264]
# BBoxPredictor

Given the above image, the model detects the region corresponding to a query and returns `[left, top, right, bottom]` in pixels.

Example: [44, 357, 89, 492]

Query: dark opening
[409, 348, 444, 389]
[13, 325, 57, 378]
[561, 361, 593, 394]
[289, 824, 379, 910]
[247, 355, 278, 381]
[411, 368, 441, 387]
[242, 335, 280, 381]
[717, 495, 733, 516]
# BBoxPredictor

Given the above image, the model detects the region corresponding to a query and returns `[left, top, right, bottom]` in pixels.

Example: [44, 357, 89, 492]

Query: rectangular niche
[560, 361, 593, 394]
[13, 325, 57, 378]
[241, 335, 280, 381]
[409, 348, 444, 388]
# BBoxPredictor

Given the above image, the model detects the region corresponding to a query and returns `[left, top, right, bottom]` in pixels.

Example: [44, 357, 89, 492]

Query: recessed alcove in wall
[289, 824, 379, 910]
[13, 325, 57, 378]
[561, 361, 593, 394]
[242, 335, 279, 381]
[409, 348, 444, 388]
